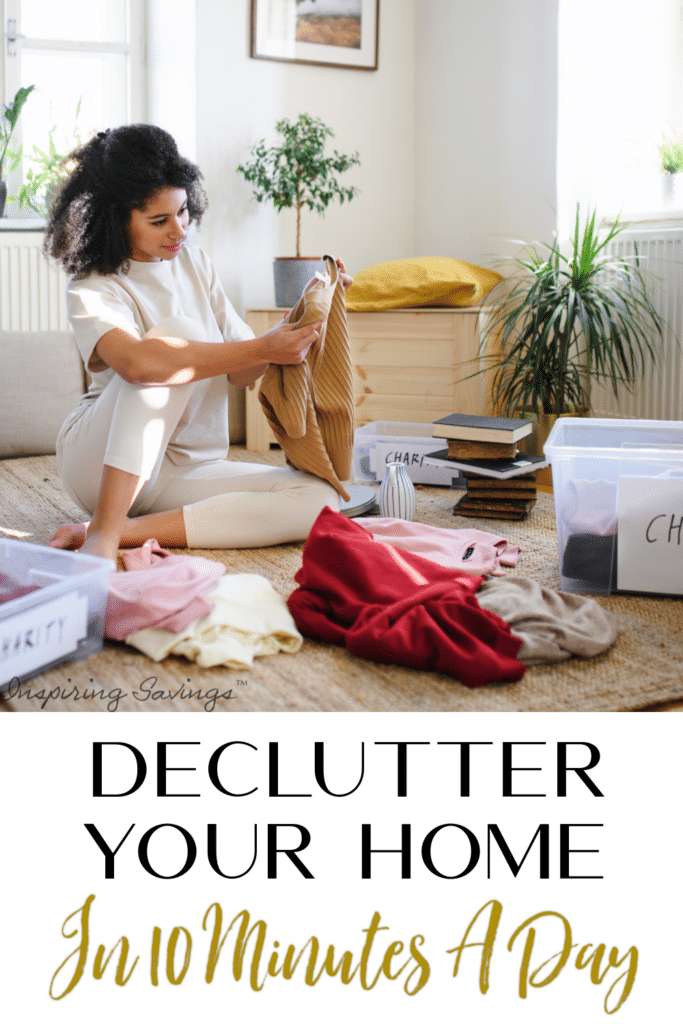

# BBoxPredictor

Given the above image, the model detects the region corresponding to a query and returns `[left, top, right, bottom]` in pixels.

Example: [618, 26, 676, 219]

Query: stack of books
[455, 471, 538, 521]
[426, 414, 550, 521]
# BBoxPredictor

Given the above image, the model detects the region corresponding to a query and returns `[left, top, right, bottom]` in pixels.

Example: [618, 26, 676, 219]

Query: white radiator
[0, 231, 69, 332]
[591, 224, 683, 421]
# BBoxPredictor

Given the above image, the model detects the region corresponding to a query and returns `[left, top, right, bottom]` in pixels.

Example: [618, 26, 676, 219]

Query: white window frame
[1, 0, 147, 219]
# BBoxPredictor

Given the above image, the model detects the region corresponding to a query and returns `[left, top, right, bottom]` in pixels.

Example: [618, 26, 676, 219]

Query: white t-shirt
[65, 244, 254, 465]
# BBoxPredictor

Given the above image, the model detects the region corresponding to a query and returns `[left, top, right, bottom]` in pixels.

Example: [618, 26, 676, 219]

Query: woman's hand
[228, 262, 350, 388]
[257, 319, 323, 365]
[302, 258, 353, 294]
[335, 257, 353, 291]
[228, 320, 321, 387]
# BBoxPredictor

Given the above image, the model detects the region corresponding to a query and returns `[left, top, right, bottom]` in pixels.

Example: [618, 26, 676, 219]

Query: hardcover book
[447, 438, 518, 460]
[426, 448, 550, 480]
[466, 486, 537, 501]
[452, 505, 531, 521]
[455, 496, 537, 514]
[463, 472, 537, 490]
[432, 413, 533, 444]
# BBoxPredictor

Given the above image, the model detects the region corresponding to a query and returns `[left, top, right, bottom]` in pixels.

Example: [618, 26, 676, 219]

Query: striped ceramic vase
[378, 461, 416, 521]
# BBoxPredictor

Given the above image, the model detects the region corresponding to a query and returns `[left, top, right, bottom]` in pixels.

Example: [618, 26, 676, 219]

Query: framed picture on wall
[250, 0, 379, 71]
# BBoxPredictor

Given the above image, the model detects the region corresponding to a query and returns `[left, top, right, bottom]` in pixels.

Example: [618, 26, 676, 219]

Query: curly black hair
[44, 124, 208, 278]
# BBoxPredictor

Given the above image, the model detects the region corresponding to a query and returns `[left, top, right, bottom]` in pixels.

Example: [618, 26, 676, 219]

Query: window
[558, 0, 683, 228]
[2, 0, 146, 218]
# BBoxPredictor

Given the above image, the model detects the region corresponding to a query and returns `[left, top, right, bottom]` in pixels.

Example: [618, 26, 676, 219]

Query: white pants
[56, 317, 339, 548]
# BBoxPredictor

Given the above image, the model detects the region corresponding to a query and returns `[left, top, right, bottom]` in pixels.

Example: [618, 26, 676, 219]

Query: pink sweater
[354, 518, 521, 576]
[105, 539, 225, 640]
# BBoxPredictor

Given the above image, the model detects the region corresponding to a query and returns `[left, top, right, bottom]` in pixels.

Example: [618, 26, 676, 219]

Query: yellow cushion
[345, 256, 502, 311]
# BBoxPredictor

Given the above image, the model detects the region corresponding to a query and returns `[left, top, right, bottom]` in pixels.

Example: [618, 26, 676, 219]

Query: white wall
[195, 0, 416, 312]
[414, 0, 559, 264]
[147, 0, 198, 162]
[194, 1, 560, 310]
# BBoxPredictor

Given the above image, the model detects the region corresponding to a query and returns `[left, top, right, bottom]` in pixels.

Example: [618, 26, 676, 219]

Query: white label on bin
[0, 592, 88, 686]
[373, 440, 459, 484]
[617, 476, 683, 594]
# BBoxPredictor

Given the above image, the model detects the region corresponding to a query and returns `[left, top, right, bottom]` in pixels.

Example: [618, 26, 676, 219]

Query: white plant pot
[662, 171, 683, 207]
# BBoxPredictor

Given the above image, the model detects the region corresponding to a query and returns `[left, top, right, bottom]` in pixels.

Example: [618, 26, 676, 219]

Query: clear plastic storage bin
[544, 418, 683, 595]
[353, 421, 463, 487]
[0, 539, 113, 689]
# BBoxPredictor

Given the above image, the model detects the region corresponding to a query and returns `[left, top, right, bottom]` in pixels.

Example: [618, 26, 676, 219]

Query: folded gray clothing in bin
[476, 576, 617, 664]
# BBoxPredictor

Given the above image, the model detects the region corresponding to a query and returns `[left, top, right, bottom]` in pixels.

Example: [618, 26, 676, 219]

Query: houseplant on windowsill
[0, 85, 35, 218]
[237, 113, 360, 307]
[7, 108, 83, 216]
[658, 129, 683, 206]
[474, 206, 664, 464]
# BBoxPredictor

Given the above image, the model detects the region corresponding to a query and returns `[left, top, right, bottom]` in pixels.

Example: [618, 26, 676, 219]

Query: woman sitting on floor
[45, 123, 351, 562]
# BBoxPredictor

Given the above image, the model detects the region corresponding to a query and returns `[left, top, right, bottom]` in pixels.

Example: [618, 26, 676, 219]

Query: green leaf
[1, 84, 35, 166]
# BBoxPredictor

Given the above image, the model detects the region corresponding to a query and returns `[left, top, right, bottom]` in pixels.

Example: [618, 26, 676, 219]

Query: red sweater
[287, 508, 525, 687]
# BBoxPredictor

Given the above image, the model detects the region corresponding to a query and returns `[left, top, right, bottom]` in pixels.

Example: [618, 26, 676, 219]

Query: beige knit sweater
[258, 255, 355, 502]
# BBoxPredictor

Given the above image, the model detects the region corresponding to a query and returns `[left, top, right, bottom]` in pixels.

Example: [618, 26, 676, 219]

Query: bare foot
[49, 523, 88, 550]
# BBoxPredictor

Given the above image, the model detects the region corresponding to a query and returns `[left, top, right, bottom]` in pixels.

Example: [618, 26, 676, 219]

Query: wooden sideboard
[244, 306, 496, 452]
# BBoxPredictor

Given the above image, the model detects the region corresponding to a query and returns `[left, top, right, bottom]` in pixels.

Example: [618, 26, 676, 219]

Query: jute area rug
[1, 447, 681, 714]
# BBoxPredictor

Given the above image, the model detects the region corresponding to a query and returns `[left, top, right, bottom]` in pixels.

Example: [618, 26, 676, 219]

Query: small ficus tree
[237, 113, 360, 257]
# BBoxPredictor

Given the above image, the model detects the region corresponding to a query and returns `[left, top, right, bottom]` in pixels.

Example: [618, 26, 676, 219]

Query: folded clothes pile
[125, 573, 303, 669]
[105, 538, 225, 639]
[104, 538, 302, 669]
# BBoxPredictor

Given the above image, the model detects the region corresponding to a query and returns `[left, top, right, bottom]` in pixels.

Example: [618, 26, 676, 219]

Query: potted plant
[658, 129, 683, 206]
[476, 205, 664, 458]
[7, 105, 83, 215]
[237, 112, 360, 306]
[0, 85, 35, 217]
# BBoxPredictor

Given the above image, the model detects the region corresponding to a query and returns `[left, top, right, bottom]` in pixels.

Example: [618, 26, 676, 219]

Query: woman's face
[127, 187, 190, 262]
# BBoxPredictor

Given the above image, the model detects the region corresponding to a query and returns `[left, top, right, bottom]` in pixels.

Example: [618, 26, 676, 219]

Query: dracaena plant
[237, 113, 360, 258]
[477, 206, 665, 416]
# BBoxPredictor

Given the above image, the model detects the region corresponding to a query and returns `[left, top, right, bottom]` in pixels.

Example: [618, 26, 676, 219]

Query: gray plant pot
[273, 256, 326, 308]
[0, 180, 7, 219]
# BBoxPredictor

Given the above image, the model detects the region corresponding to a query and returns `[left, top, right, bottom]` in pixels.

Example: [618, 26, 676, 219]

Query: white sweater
[65, 244, 254, 464]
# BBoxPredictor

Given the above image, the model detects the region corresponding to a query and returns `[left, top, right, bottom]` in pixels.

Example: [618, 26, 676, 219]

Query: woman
[45, 124, 351, 562]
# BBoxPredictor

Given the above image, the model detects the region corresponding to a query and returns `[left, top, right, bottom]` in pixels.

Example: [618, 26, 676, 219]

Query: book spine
[448, 439, 517, 459]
